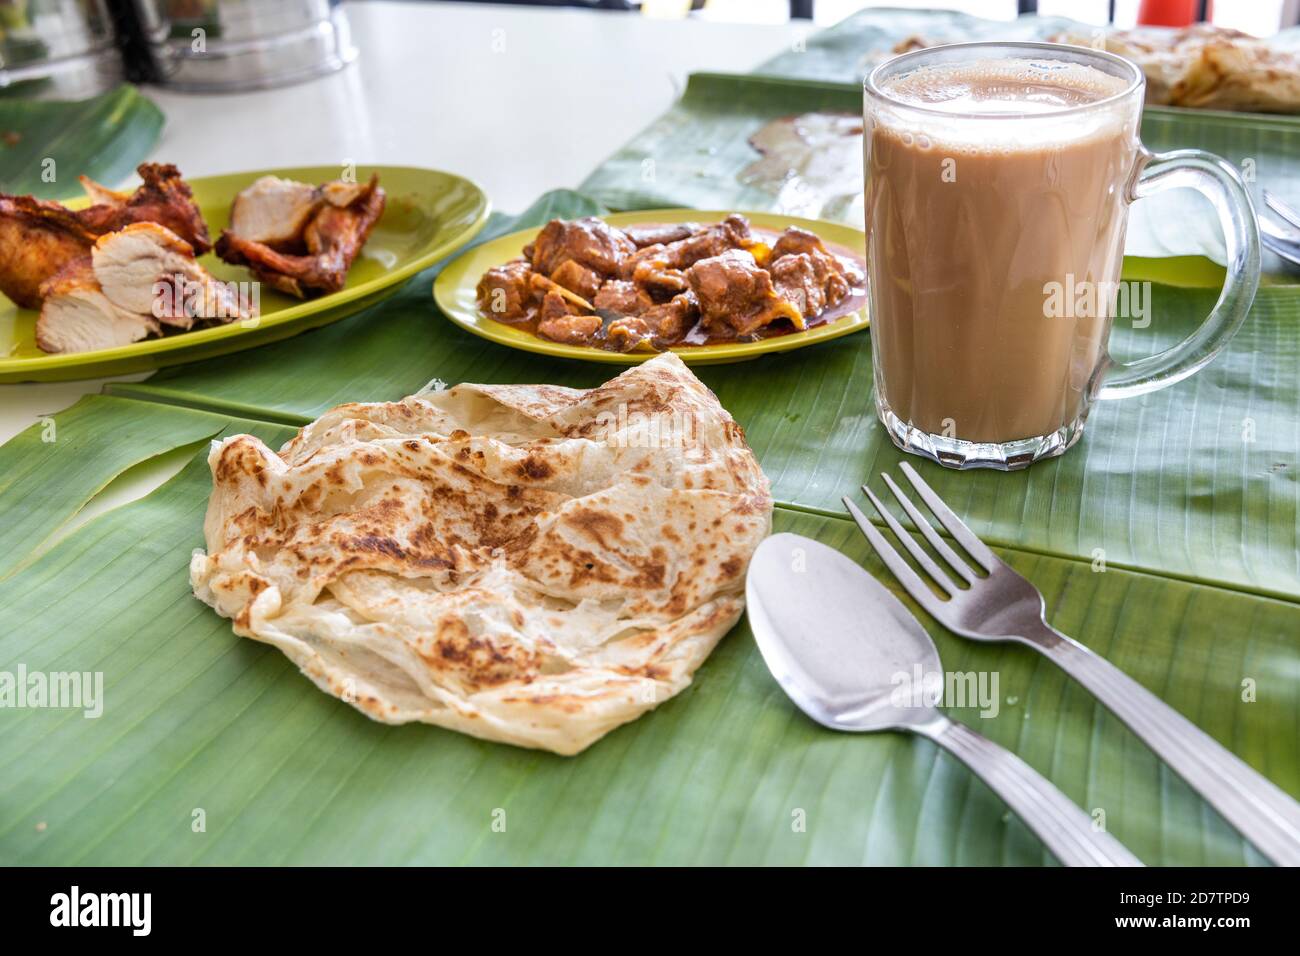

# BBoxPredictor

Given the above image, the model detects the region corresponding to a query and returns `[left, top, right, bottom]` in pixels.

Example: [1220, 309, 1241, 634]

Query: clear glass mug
[863, 42, 1260, 470]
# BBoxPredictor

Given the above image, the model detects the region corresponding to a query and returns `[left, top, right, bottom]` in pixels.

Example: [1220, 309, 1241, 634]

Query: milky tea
[865, 54, 1142, 453]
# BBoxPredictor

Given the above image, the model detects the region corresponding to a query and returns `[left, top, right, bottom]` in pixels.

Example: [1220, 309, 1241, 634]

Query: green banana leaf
[0, 397, 1294, 865]
[755, 7, 1300, 274]
[3, 28, 1298, 864]
[0, 85, 164, 199]
[0, 396, 225, 581]
[103, 190, 1300, 602]
[579, 67, 1300, 275]
[756, 7, 1300, 84]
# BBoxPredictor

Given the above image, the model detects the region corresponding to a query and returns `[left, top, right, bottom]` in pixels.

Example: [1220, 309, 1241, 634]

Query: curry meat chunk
[616, 214, 753, 305]
[475, 256, 534, 321]
[657, 213, 755, 271]
[536, 290, 601, 345]
[644, 292, 699, 342]
[770, 226, 825, 261]
[593, 279, 653, 316]
[479, 216, 856, 351]
[686, 249, 802, 337]
[623, 247, 690, 299]
[527, 217, 636, 277]
[623, 222, 700, 248]
[770, 252, 850, 318]
[605, 292, 700, 352]
[549, 259, 603, 300]
[771, 225, 864, 283]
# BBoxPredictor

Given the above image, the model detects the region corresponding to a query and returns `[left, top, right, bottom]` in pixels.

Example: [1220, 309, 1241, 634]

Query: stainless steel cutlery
[843, 460, 1300, 867]
[1260, 189, 1300, 268]
[746, 532, 1142, 867]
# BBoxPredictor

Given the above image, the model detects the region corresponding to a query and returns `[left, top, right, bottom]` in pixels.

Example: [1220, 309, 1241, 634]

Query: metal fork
[1260, 189, 1300, 269]
[843, 461, 1300, 867]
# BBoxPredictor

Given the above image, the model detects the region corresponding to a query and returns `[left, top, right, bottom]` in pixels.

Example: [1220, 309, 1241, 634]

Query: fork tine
[842, 496, 948, 614]
[1260, 210, 1299, 242]
[861, 484, 958, 596]
[897, 461, 1000, 572]
[881, 473, 976, 585]
[1263, 190, 1300, 228]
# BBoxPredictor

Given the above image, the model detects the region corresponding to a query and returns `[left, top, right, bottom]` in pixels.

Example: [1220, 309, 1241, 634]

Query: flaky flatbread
[191, 354, 772, 755]
[1052, 25, 1300, 114]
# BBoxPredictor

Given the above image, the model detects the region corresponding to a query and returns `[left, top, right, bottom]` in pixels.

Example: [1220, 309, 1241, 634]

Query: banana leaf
[756, 7, 1300, 84]
[579, 68, 1300, 275]
[104, 187, 1300, 602]
[0, 85, 164, 199]
[4, 44, 1298, 864]
[0, 396, 1294, 865]
[0, 396, 225, 581]
[755, 7, 1300, 274]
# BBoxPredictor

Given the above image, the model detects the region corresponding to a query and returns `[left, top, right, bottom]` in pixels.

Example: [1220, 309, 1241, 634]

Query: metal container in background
[133, 0, 356, 92]
[0, 0, 124, 100]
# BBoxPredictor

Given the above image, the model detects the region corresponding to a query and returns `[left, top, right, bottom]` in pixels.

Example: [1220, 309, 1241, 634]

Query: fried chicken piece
[226, 176, 323, 247]
[92, 222, 249, 330]
[36, 223, 252, 354]
[687, 249, 803, 336]
[35, 256, 160, 354]
[476, 257, 536, 321]
[527, 217, 636, 277]
[77, 163, 212, 255]
[0, 162, 210, 309]
[215, 174, 386, 298]
[0, 196, 96, 308]
[536, 290, 601, 345]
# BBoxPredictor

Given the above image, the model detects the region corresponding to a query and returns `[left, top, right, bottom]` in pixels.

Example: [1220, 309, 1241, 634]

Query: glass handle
[1098, 149, 1261, 400]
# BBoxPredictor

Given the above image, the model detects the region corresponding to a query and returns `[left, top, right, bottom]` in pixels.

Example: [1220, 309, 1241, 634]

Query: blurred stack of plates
[134, 0, 356, 92]
[0, 0, 124, 100]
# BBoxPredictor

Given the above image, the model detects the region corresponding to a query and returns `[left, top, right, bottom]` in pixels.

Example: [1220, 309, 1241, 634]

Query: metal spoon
[745, 533, 1142, 866]
[1260, 190, 1300, 269]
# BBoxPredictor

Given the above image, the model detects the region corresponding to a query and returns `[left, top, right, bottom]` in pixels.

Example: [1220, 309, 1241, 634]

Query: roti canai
[191, 353, 772, 754]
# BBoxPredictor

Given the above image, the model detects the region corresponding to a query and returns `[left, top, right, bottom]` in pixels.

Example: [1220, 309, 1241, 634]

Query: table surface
[0, 1, 801, 446]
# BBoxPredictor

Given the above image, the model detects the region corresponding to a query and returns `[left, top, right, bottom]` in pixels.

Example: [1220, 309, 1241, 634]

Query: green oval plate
[433, 209, 869, 365]
[0, 165, 490, 382]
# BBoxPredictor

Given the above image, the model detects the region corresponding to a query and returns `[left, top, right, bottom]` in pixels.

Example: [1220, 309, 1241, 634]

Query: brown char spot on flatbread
[215, 438, 271, 487]
[562, 506, 624, 550]
[516, 453, 554, 480]
[426, 617, 537, 689]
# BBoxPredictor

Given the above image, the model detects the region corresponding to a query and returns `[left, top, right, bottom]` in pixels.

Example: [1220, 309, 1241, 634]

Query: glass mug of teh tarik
[863, 41, 1260, 470]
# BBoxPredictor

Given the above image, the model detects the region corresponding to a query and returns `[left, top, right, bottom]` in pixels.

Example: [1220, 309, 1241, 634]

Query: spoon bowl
[744, 532, 1143, 867]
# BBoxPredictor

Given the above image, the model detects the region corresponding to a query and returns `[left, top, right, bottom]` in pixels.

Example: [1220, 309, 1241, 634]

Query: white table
[0, 1, 801, 445]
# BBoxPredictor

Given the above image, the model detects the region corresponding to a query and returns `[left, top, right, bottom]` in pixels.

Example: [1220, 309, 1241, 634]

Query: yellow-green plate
[0, 165, 490, 382]
[433, 209, 869, 365]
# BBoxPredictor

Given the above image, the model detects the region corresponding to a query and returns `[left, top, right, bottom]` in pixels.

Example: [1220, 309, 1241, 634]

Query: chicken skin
[215, 174, 386, 298]
[0, 163, 210, 309]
